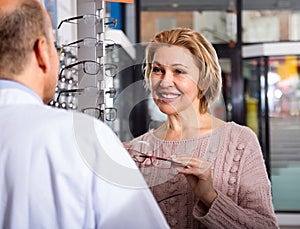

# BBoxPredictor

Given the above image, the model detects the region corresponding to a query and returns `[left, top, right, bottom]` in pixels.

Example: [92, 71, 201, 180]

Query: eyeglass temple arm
[56, 88, 85, 102]
[59, 40, 81, 56]
[59, 61, 86, 78]
[57, 15, 84, 29]
[103, 17, 118, 26]
[158, 193, 183, 203]
[155, 156, 186, 166]
[63, 39, 85, 48]
[138, 155, 186, 167]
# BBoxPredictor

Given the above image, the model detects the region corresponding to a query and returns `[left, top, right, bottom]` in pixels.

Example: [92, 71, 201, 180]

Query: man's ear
[33, 37, 50, 73]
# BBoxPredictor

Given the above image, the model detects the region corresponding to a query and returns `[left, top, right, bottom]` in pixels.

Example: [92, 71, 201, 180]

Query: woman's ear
[33, 37, 50, 73]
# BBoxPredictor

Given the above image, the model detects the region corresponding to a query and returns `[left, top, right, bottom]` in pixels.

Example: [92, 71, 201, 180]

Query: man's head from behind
[0, 0, 59, 103]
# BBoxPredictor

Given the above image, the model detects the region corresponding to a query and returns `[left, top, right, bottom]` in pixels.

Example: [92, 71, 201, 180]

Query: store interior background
[43, 0, 300, 227]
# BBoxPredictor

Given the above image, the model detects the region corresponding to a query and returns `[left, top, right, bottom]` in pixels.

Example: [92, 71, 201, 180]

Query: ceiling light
[171, 3, 179, 8]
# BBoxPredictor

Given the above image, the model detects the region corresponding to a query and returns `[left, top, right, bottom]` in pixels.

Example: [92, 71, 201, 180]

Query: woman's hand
[123, 142, 131, 152]
[172, 154, 217, 208]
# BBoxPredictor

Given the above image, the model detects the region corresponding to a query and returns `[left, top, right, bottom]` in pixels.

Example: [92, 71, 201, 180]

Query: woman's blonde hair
[144, 28, 222, 113]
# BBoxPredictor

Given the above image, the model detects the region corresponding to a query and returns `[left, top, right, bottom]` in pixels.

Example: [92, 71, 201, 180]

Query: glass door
[268, 55, 300, 212]
[243, 52, 300, 212]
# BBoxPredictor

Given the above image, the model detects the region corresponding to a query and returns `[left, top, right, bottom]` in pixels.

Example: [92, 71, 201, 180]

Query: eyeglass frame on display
[57, 14, 117, 30]
[56, 88, 84, 102]
[58, 61, 117, 78]
[56, 85, 101, 102]
[58, 37, 118, 56]
[81, 107, 102, 119]
[81, 106, 117, 121]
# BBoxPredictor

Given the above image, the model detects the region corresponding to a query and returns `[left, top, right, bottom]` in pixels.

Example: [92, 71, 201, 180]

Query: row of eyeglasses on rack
[48, 14, 118, 122]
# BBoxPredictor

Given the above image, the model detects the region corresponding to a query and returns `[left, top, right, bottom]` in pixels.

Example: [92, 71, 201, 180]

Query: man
[0, 0, 169, 228]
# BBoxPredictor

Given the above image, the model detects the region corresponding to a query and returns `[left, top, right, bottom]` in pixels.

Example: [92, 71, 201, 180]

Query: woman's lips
[158, 93, 181, 103]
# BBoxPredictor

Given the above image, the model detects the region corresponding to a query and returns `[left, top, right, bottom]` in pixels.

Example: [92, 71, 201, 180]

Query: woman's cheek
[150, 77, 160, 90]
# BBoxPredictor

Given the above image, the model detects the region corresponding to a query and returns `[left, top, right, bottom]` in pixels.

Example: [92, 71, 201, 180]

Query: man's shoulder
[24, 104, 107, 131]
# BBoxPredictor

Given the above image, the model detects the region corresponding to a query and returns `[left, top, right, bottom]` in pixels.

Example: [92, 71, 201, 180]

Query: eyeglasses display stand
[76, 0, 104, 114]
[50, 0, 118, 123]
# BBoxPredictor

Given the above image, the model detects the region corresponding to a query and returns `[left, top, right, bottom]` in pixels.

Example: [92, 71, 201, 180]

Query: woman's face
[150, 45, 201, 115]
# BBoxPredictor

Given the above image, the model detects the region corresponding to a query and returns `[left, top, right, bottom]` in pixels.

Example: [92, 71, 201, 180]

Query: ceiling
[140, 0, 300, 11]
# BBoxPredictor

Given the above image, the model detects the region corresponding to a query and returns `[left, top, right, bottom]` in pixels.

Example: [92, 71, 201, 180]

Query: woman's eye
[152, 67, 161, 73]
[175, 69, 184, 74]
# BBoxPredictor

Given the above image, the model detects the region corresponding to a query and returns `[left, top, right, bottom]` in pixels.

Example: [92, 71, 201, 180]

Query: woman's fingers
[173, 154, 211, 175]
[172, 154, 208, 167]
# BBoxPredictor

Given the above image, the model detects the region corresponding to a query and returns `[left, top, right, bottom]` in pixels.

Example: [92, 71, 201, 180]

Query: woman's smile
[158, 91, 182, 103]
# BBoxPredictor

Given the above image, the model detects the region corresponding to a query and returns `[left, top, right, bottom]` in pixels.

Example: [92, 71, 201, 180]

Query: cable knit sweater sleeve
[193, 124, 279, 229]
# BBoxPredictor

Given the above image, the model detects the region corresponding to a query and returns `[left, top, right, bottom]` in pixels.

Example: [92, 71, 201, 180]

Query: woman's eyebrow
[152, 61, 188, 69]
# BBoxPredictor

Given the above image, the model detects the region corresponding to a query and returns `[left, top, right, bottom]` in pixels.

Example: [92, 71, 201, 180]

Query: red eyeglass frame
[127, 148, 186, 167]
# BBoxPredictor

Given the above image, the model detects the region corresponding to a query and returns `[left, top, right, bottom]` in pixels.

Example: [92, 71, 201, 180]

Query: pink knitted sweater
[128, 122, 279, 229]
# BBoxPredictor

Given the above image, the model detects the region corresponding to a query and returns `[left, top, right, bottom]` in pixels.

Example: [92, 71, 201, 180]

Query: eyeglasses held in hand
[59, 61, 117, 78]
[128, 149, 186, 168]
[57, 14, 117, 29]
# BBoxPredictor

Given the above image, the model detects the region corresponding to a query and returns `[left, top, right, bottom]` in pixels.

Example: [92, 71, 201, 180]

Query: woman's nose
[159, 70, 174, 87]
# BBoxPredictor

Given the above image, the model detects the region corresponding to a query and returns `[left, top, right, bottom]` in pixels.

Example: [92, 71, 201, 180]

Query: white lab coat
[0, 80, 169, 229]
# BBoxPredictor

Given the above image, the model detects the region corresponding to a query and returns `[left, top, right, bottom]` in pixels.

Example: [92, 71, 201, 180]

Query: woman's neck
[166, 112, 210, 131]
[154, 112, 223, 141]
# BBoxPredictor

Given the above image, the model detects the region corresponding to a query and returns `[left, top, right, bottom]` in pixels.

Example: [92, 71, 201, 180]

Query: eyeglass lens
[82, 107, 101, 119]
[82, 14, 100, 24]
[83, 38, 97, 47]
[105, 108, 117, 121]
[81, 107, 117, 121]
[104, 64, 117, 77]
[84, 61, 100, 75]
[133, 154, 147, 164]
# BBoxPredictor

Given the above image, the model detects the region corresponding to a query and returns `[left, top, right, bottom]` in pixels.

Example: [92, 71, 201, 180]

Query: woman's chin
[157, 106, 178, 116]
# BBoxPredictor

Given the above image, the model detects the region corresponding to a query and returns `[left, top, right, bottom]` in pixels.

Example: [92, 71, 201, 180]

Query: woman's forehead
[152, 45, 197, 67]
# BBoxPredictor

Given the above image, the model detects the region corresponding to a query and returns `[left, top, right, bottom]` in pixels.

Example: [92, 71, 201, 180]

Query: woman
[125, 28, 278, 228]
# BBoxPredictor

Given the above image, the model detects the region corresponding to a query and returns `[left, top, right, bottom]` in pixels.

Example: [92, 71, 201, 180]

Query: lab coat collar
[0, 79, 44, 105]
